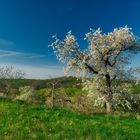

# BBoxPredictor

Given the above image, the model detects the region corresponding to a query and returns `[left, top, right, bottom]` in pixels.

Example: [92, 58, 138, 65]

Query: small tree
[48, 76, 60, 108]
[49, 26, 140, 112]
[0, 66, 25, 79]
[0, 66, 25, 96]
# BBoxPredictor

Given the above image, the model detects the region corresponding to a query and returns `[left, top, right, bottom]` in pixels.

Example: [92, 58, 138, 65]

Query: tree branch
[85, 63, 98, 74]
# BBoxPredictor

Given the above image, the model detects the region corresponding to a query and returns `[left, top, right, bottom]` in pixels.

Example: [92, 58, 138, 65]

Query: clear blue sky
[0, 0, 140, 79]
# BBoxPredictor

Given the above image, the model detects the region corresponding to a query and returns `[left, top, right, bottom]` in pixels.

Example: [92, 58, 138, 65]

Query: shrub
[129, 82, 140, 94]
[32, 80, 47, 90]
[65, 87, 87, 97]
[15, 86, 35, 102]
[36, 88, 51, 102]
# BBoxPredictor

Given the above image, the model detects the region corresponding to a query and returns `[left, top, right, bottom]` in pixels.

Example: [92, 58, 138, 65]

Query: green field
[0, 99, 140, 140]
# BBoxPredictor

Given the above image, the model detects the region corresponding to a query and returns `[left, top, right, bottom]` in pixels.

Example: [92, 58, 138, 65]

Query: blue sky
[0, 0, 140, 79]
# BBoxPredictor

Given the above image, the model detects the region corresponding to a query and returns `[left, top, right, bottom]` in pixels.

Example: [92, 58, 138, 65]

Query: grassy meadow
[1, 99, 140, 140]
[0, 77, 140, 140]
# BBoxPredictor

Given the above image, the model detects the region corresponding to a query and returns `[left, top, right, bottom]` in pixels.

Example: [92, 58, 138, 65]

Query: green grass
[0, 99, 140, 140]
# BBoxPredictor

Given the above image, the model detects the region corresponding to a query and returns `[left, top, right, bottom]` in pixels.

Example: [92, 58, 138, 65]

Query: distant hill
[0, 76, 82, 90]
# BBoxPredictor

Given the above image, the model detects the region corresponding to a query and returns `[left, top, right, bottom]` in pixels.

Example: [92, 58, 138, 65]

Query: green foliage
[32, 80, 47, 90]
[0, 76, 81, 89]
[130, 82, 140, 94]
[65, 87, 83, 97]
[1, 99, 140, 140]
[4, 79, 32, 88]
[36, 88, 51, 102]
[36, 88, 50, 97]
[1, 77, 140, 113]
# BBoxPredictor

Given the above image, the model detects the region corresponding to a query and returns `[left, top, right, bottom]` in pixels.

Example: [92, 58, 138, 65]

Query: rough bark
[105, 92, 113, 113]
[106, 101, 113, 113]
[105, 74, 113, 113]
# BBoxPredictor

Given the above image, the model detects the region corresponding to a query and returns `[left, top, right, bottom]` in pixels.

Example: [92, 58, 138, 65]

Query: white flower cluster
[15, 86, 35, 101]
[49, 31, 81, 64]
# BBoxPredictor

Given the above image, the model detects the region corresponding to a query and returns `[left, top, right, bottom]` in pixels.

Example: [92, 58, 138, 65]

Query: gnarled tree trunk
[105, 74, 113, 113]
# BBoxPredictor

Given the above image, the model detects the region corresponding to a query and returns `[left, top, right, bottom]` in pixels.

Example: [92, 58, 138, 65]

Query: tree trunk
[105, 74, 113, 113]
[106, 101, 112, 113]
[105, 74, 112, 93]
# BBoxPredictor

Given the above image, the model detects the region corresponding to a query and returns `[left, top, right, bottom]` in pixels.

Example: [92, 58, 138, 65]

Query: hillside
[0, 76, 81, 89]
[0, 99, 140, 140]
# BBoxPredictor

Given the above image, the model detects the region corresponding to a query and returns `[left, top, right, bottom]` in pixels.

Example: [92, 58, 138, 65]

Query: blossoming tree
[49, 26, 139, 112]
[0, 66, 25, 97]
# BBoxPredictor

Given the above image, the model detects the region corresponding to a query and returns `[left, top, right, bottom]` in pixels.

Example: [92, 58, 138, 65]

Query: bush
[32, 80, 47, 90]
[129, 82, 140, 94]
[8, 88, 19, 98]
[15, 86, 35, 102]
[36, 88, 51, 102]
[125, 93, 140, 112]
[65, 87, 87, 97]
[0, 81, 7, 92]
